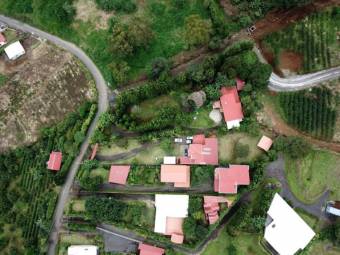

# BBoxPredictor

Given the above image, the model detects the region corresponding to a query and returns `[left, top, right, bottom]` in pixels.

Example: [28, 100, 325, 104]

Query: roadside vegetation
[278, 87, 338, 140]
[0, 102, 97, 254]
[262, 7, 340, 74]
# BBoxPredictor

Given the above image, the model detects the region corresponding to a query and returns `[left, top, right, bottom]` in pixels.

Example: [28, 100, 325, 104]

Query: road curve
[0, 15, 109, 255]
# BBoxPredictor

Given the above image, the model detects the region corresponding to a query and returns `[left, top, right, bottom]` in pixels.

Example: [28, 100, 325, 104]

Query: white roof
[68, 245, 98, 255]
[264, 194, 315, 255]
[4, 41, 25, 60]
[326, 205, 340, 216]
[163, 156, 177, 164]
[154, 194, 189, 234]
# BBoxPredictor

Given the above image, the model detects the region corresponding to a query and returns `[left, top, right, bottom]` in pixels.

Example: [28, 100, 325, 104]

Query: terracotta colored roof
[257, 136, 273, 152]
[138, 243, 165, 255]
[203, 196, 230, 225]
[165, 217, 184, 235]
[236, 78, 245, 91]
[208, 214, 219, 224]
[47, 151, 62, 171]
[204, 196, 229, 204]
[193, 134, 205, 144]
[0, 33, 6, 43]
[160, 165, 190, 188]
[220, 87, 244, 122]
[89, 143, 98, 160]
[171, 233, 184, 244]
[213, 101, 221, 109]
[214, 165, 250, 194]
[180, 137, 218, 165]
[109, 165, 131, 185]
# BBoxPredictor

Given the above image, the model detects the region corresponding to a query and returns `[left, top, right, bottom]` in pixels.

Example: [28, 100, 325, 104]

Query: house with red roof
[47, 151, 62, 171]
[203, 196, 231, 224]
[0, 33, 6, 46]
[108, 165, 131, 185]
[161, 165, 190, 188]
[138, 243, 165, 255]
[179, 134, 218, 165]
[214, 165, 250, 194]
[236, 78, 245, 91]
[213, 86, 244, 130]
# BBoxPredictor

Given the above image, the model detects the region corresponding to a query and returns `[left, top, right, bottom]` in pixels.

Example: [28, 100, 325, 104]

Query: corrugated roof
[47, 151, 62, 171]
[220, 87, 244, 122]
[214, 165, 250, 194]
[108, 165, 131, 185]
[257, 136, 273, 152]
[138, 243, 165, 255]
[160, 165, 190, 188]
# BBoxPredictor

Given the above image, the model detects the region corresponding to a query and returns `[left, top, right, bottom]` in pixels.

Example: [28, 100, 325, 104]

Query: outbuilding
[108, 165, 131, 185]
[257, 136, 273, 152]
[68, 245, 98, 255]
[4, 41, 25, 60]
[47, 151, 62, 171]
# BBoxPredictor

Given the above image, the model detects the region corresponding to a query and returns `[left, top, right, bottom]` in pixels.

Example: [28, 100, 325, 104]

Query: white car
[174, 138, 183, 143]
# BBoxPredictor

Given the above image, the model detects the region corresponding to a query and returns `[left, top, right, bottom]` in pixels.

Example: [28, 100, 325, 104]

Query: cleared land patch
[0, 40, 95, 151]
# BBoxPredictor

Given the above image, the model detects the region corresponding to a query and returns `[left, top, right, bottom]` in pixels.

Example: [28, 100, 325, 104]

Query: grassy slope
[285, 149, 340, 203]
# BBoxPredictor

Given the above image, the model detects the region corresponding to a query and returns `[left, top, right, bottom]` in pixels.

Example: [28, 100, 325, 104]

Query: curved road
[0, 15, 109, 255]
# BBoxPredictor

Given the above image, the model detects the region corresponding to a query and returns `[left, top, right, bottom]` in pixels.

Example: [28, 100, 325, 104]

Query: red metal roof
[138, 243, 165, 255]
[203, 196, 230, 225]
[160, 165, 190, 188]
[192, 134, 205, 144]
[180, 136, 218, 165]
[0, 33, 6, 44]
[220, 87, 244, 122]
[236, 78, 245, 91]
[214, 165, 250, 194]
[257, 136, 273, 152]
[47, 151, 62, 171]
[89, 143, 98, 160]
[165, 217, 184, 236]
[109, 165, 131, 185]
[171, 233, 184, 244]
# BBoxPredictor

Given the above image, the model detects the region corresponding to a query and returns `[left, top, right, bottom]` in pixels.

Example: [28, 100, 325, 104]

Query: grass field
[115, 145, 168, 164]
[189, 106, 216, 129]
[263, 7, 340, 74]
[98, 139, 142, 156]
[285, 149, 340, 203]
[202, 228, 266, 255]
[219, 133, 263, 163]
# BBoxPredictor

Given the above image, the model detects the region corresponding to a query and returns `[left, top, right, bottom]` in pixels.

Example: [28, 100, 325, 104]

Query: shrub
[148, 58, 171, 80]
[95, 0, 137, 13]
[234, 143, 250, 158]
[184, 14, 213, 47]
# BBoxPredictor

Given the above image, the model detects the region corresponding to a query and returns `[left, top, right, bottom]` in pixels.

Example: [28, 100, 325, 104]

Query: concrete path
[266, 155, 330, 220]
[0, 15, 109, 255]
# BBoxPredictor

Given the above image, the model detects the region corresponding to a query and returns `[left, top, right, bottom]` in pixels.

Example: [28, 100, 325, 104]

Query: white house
[163, 156, 177, 165]
[68, 245, 98, 255]
[154, 194, 189, 234]
[4, 41, 25, 60]
[264, 194, 315, 255]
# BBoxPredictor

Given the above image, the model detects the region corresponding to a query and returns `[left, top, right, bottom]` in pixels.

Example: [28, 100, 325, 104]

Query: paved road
[266, 155, 330, 220]
[0, 15, 109, 255]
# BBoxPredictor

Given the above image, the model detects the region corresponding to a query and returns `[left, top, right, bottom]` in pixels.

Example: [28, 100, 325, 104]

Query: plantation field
[285, 149, 340, 203]
[279, 87, 337, 141]
[263, 7, 340, 74]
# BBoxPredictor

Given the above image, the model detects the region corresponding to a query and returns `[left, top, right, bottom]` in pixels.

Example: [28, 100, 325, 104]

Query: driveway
[266, 155, 330, 220]
[0, 15, 109, 255]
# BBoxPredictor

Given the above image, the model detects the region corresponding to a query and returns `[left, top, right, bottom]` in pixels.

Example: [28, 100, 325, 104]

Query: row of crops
[264, 7, 340, 74]
[0, 102, 97, 254]
[279, 87, 337, 141]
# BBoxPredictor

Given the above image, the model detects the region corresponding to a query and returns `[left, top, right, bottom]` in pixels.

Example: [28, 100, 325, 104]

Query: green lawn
[90, 167, 109, 180]
[219, 133, 263, 163]
[189, 106, 216, 129]
[115, 145, 168, 164]
[131, 94, 180, 122]
[98, 139, 142, 156]
[308, 240, 340, 255]
[0, 73, 7, 87]
[202, 228, 266, 255]
[285, 149, 340, 203]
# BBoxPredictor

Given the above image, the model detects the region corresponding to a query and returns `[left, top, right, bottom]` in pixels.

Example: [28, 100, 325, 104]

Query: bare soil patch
[0, 40, 95, 151]
[74, 0, 112, 29]
[279, 50, 303, 74]
[219, 0, 238, 16]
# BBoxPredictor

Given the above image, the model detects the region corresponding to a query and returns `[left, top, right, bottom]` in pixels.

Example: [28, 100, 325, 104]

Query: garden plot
[262, 7, 340, 75]
[0, 40, 95, 151]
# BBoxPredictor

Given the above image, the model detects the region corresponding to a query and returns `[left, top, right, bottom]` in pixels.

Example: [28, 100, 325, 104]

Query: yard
[218, 133, 263, 163]
[202, 228, 266, 255]
[97, 139, 142, 156]
[285, 149, 340, 204]
[189, 106, 216, 129]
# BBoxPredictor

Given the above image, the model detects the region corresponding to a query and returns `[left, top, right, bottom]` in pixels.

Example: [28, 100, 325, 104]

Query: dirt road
[0, 15, 109, 255]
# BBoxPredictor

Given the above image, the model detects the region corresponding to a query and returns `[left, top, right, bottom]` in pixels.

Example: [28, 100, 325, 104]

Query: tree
[234, 143, 250, 158]
[184, 15, 213, 47]
[274, 136, 310, 159]
[183, 217, 198, 242]
[127, 17, 153, 49]
[95, 0, 137, 13]
[110, 23, 134, 58]
[227, 244, 237, 255]
[4, 0, 33, 14]
[148, 58, 171, 80]
[32, 0, 75, 29]
[110, 61, 130, 85]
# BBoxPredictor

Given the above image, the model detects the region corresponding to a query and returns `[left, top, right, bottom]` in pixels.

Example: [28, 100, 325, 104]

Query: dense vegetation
[127, 165, 161, 186]
[264, 7, 340, 73]
[0, 102, 96, 254]
[279, 87, 337, 140]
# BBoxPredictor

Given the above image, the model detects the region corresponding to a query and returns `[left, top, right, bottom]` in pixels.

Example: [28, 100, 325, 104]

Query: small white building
[68, 245, 98, 255]
[154, 194, 189, 234]
[4, 41, 25, 60]
[163, 156, 177, 165]
[264, 194, 315, 255]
